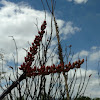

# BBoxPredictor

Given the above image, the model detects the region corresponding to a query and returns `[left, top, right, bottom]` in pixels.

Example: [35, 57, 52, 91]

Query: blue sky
[0, 0, 100, 98]
[12, 0, 100, 58]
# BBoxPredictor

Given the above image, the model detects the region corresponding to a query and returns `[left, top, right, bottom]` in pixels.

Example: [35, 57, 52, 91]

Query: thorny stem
[45, 1, 71, 99]
[0, 73, 26, 100]
[46, 0, 70, 98]
[53, 13, 70, 100]
[9, 36, 22, 99]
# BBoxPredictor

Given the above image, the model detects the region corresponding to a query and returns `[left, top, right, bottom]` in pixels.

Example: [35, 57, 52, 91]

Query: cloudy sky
[0, 0, 100, 98]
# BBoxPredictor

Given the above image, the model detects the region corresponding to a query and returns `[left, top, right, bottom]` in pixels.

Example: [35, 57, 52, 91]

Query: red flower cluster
[20, 58, 84, 77]
[29, 59, 84, 77]
[19, 21, 47, 76]
[19, 20, 84, 78]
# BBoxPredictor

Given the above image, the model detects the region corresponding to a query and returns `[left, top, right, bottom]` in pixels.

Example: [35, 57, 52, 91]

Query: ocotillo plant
[0, 0, 89, 99]
[0, 19, 84, 99]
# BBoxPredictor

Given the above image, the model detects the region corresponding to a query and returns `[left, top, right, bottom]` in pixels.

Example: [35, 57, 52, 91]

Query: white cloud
[89, 51, 100, 61]
[60, 21, 80, 40]
[67, 0, 88, 4]
[67, 0, 72, 2]
[73, 50, 89, 61]
[74, 0, 88, 4]
[73, 47, 100, 62]
[91, 46, 98, 50]
[69, 68, 96, 79]
[61, 22, 80, 34]
[0, 0, 80, 65]
[79, 50, 89, 57]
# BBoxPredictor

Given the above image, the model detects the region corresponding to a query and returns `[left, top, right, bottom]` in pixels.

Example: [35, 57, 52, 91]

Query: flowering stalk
[20, 59, 84, 77]
[19, 21, 47, 76]
[0, 20, 84, 100]
[0, 20, 47, 100]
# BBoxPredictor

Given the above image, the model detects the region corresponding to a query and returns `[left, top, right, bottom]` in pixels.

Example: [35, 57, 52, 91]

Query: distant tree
[93, 98, 100, 100]
[76, 96, 91, 100]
